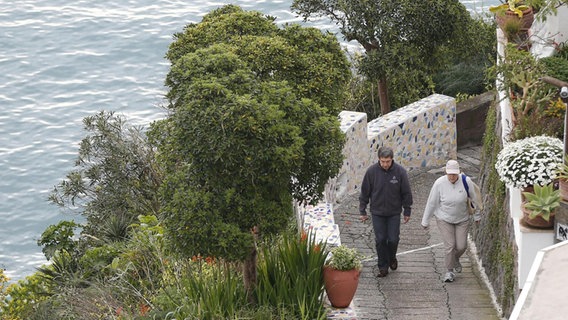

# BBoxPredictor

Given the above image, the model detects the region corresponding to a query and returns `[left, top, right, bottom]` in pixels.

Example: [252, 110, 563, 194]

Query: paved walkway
[330, 145, 504, 320]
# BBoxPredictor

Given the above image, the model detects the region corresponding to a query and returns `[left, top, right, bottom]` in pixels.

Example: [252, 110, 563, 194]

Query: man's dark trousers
[371, 214, 401, 270]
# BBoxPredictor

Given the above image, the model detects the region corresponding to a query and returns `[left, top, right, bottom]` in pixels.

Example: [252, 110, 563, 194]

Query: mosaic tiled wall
[324, 111, 368, 205]
[336, 94, 457, 199]
[299, 202, 340, 245]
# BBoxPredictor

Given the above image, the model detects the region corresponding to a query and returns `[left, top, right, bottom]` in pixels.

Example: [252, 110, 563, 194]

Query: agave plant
[522, 183, 561, 221]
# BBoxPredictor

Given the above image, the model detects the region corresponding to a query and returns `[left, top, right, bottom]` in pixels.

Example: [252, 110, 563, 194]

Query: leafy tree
[49, 111, 162, 242]
[292, 0, 478, 114]
[166, 5, 350, 116]
[149, 4, 350, 295]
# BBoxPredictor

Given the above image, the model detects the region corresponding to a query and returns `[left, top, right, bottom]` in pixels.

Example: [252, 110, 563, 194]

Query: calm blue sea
[0, 0, 495, 282]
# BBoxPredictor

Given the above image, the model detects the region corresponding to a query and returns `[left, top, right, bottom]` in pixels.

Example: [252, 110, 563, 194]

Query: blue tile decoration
[326, 301, 358, 319]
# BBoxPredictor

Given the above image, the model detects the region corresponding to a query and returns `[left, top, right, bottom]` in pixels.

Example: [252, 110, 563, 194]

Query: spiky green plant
[256, 230, 328, 320]
[523, 183, 561, 221]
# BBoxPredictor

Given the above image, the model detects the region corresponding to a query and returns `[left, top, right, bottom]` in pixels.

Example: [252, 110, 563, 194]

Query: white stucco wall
[531, 6, 568, 58]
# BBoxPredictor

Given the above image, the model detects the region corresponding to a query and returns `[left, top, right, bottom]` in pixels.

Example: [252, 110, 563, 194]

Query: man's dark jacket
[359, 161, 413, 217]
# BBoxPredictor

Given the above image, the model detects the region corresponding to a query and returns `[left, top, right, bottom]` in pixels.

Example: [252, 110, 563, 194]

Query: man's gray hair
[378, 146, 394, 159]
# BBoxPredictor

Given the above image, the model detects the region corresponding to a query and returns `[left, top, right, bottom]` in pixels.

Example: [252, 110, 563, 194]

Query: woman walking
[421, 160, 482, 282]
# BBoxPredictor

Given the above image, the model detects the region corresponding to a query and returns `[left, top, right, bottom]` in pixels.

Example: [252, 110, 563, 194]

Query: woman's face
[446, 173, 459, 184]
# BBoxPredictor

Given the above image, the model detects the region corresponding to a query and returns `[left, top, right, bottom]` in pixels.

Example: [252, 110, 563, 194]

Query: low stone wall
[367, 94, 457, 168]
[472, 103, 519, 316]
[330, 94, 457, 204]
[324, 111, 368, 206]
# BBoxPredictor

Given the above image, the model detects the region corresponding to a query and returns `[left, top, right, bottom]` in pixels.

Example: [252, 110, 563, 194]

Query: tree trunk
[378, 78, 391, 115]
[243, 226, 259, 304]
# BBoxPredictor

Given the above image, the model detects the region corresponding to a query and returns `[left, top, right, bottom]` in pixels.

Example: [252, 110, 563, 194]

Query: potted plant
[490, 0, 533, 17]
[323, 245, 363, 308]
[522, 183, 560, 228]
[490, 0, 535, 33]
[500, 17, 526, 43]
[488, 44, 557, 137]
[495, 135, 563, 191]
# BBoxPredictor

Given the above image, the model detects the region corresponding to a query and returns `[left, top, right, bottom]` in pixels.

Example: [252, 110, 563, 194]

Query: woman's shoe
[443, 271, 455, 282]
[454, 261, 462, 273]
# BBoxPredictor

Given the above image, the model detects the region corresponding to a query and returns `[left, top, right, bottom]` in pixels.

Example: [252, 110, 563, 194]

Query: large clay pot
[521, 201, 555, 229]
[495, 7, 534, 32]
[323, 266, 360, 308]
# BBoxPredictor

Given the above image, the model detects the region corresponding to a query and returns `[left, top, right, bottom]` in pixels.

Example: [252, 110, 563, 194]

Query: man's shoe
[378, 269, 389, 277]
[454, 261, 462, 273]
[390, 258, 398, 271]
[443, 271, 455, 283]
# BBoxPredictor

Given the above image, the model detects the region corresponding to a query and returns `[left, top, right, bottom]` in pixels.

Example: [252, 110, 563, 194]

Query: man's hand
[360, 215, 369, 222]
[403, 216, 410, 224]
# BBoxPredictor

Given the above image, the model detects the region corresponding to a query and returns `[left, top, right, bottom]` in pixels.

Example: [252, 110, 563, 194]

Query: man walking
[359, 146, 413, 277]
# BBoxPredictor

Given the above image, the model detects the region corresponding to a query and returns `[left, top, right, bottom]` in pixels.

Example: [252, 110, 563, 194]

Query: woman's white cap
[445, 160, 460, 174]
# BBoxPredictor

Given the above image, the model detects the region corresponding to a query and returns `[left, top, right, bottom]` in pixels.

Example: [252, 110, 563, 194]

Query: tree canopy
[149, 4, 351, 263]
[292, 0, 479, 113]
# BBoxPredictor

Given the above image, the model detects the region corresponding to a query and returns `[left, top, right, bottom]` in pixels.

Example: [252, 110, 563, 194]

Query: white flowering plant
[495, 135, 563, 189]
[325, 245, 363, 271]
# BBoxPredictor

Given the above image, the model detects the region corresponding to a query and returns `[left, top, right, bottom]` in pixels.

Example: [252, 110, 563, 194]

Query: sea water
[0, 0, 495, 281]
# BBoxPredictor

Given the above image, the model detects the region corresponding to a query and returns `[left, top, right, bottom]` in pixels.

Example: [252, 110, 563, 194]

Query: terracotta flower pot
[521, 201, 555, 229]
[495, 7, 534, 32]
[323, 266, 360, 308]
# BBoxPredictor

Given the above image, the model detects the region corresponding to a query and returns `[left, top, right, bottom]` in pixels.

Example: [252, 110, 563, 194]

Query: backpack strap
[461, 174, 470, 198]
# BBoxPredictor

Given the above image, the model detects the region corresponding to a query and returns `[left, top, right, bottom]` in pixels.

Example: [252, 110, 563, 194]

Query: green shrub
[541, 56, 568, 82]
[553, 40, 568, 60]
[109, 215, 168, 298]
[37, 220, 82, 261]
[152, 260, 248, 320]
[433, 61, 488, 97]
[325, 245, 363, 271]
[79, 244, 122, 279]
[1, 273, 52, 319]
[511, 107, 564, 141]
